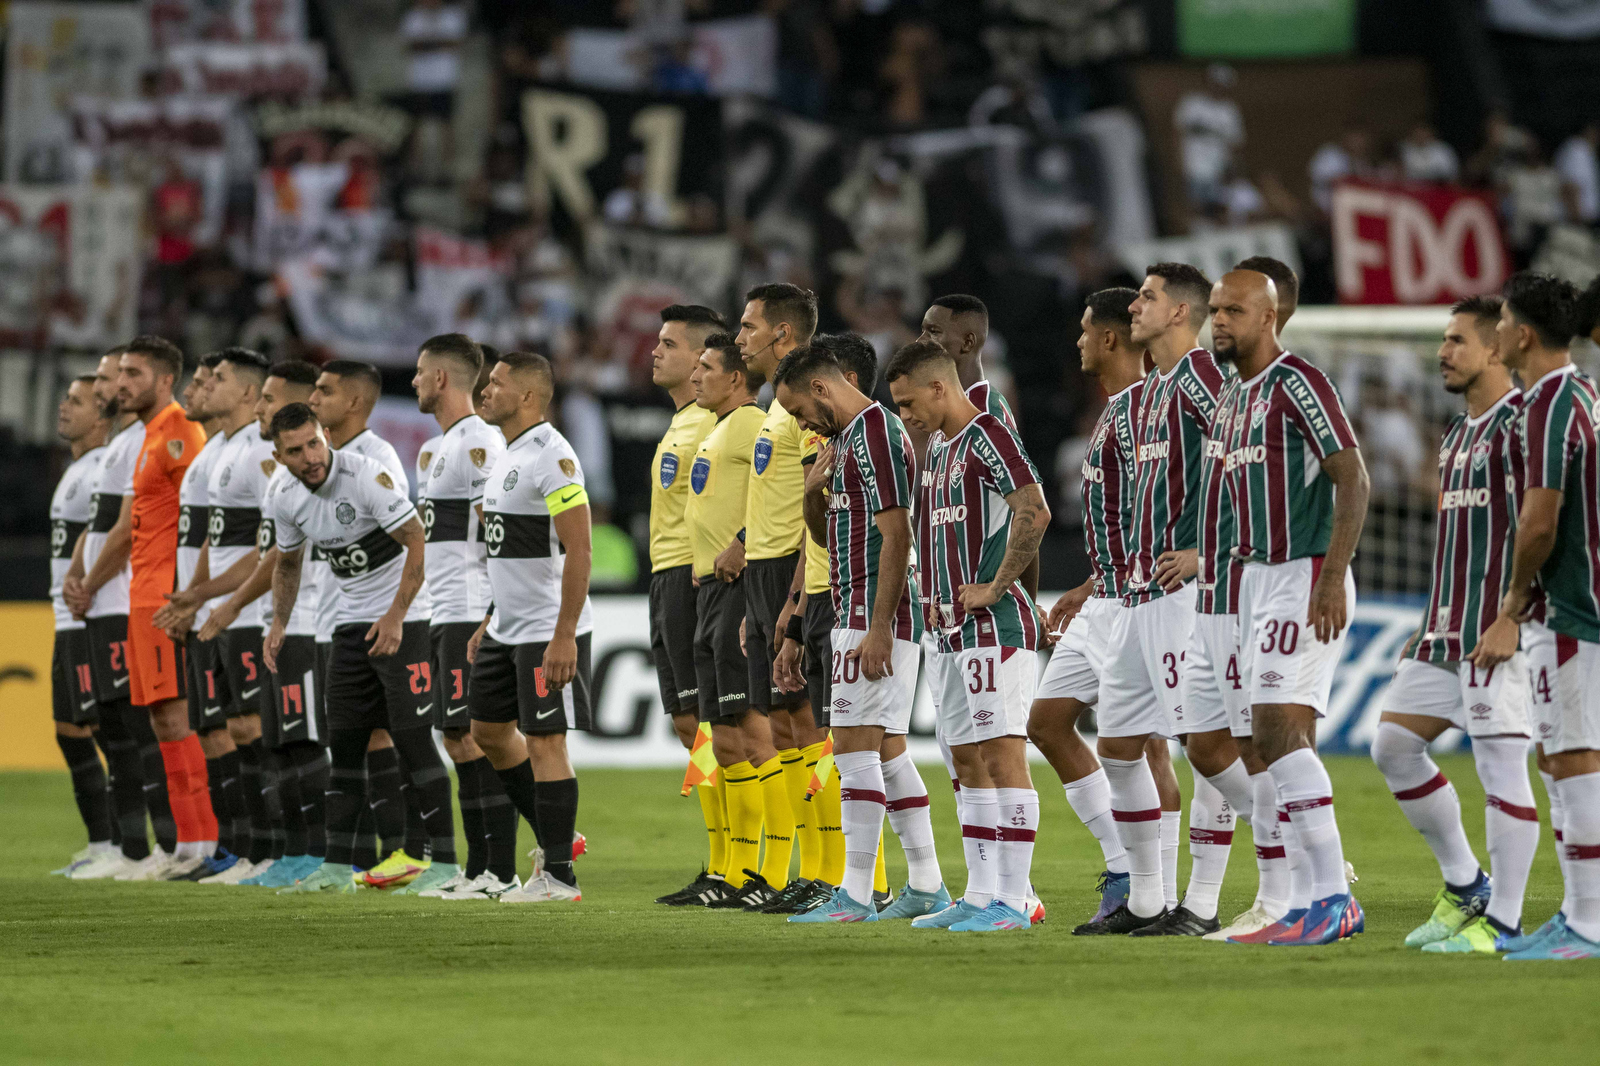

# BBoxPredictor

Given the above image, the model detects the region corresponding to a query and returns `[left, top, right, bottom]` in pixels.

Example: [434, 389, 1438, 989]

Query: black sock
[400, 765, 429, 860]
[325, 730, 369, 866]
[365, 746, 405, 857]
[237, 739, 272, 864]
[534, 776, 579, 885]
[478, 759, 518, 883]
[259, 746, 286, 860]
[203, 749, 231, 856]
[494, 759, 539, 839]
[351, 803, 378, 869]
[456, 758, 485, 878]
[291, 744, 329, 858]
[123, 704, 176, 854]
[209, 748, 244, 857]
[57, 734, 111, 844]
[392, 728, 457, 865]
[95, 701, 149, 860]
[274, 747, 308, 855]
[91, 729, 121, 848]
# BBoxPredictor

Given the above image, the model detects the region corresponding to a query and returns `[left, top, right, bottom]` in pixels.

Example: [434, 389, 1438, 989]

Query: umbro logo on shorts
[973, 710, 994, 724]
[1259, 671, 1283, 686]
[1470, 703, 1492, 719]
[833, 698, 852, 709]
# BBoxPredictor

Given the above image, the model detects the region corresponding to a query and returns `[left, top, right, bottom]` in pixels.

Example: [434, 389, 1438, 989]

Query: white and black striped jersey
[207, 423, 276, 631]
[481, 422, 593, 645]
[177, 432, 226, 631]
[421, 415, 502, 625]
[262, 466, 319, 636]
[84, 419, 145, 620]
[50, 445, 107, 632]
[270, 447, 430, 628]
[311, 430, 409, 641]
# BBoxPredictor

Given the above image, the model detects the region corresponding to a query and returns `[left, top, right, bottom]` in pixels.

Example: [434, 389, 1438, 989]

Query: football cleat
[238, 859, 283, 887]
[757, 877, 817, 914]
[1268, 893, 1364, 945]
[912, 898, 986, 929]
[361, 849, 429, 889]
[68, 849, 134, 881]
[162, 855, 209, 881]
[277, 862, 358, 894]
[392, 862, 462, 897]
[440, 872, 521, 900]
[499, 872, 581, 903]
[115, 849, 174, 881]
[1072, 904, 1168, 936]
[1423, 916, 1520, 954]
[1505, 923, 1600, 961]
[693, 877, 736, 907]
[1024, 892, 1046, 926]
[1404, 875, 1490, 948]
[950, 899, 1032, 932]
[200, 857, 261, 885]
[1229, 908, 1307, 944]
[656, 869, 717, 906]
[877, 883, 952, 921]
[790, 880, 835, 914]
[572, 832, 587, 859]
[1128, 904, 1221, 937]
[51, 843, 109, 876]
[706, 870, 775, 909]
[872, 888, 892, 911]
[1206, 904, 1283, 941]
[787, 886, 879, 923]
[416, 868, 473, 898]
[1500, 913, 1567, 955]
[1087, 869, 1130, 925]
[177, 850, 240, 882]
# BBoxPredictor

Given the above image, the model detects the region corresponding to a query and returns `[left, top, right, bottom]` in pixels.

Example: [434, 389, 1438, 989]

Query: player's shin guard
[815, 771, 844, 885]
[698, 780, 728, 876]
[96, 703, 151, 860]
[324, 731, 369, 866]
[1250, 771, 1288, 914]
[125, 705, 177, 854]
[205, 748, 243, 857]
[399, 764, 428, 860]
[960, 786, 999, 908]
[1555, 772, 1600, 941]
[534, 776, 580, 885]
[1472, 735, 1538, 930]
[365, 746, 407, 857]
[1373, 721, 1479, 886]
[882, 751, 940, 892]
[1184, 768, 1234, 921]
[757, 756, 794, 887]
[1280, 805, 1312, 912]
[836, 749, 887, 905]
[275, 748, 308, 856]
[56, 734, 112, 844]
[237, 739, 273, 863]
[91, 729, 120, 848]
[1101, 755, 1164, 917]
[392, 728, 457, 864]
[1542, 771, 1573, 916]
[994, 787, 1039, 913]
[257, 745, 285, 859]
[1063, 767, 1128, 873]
[1271, 748, 1348, 900]
[723, 761, 762, 888]
[478, 760, 518, 882]
[292, 744, 328, 858]
[784, 747, 821, 881]
[454, 757, 486, 878]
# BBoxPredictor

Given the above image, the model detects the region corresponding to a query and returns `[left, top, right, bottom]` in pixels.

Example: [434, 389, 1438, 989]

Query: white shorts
[928, 644, 1036, 747]
[828, 627, 921, 734]
[1237, 558, 1355, 714]
[1523, 621, 1559, 748]
[1538, 624, 1600, 755]
[1182, 612, 1250, 737]
[1383, 656, 1531, 737]
[1096, 583, 1196, 739]
[1035, 597, 1119, 704]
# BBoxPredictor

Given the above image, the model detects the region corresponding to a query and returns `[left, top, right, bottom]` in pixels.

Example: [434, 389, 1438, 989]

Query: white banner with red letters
[1332, 178, 1510, 305]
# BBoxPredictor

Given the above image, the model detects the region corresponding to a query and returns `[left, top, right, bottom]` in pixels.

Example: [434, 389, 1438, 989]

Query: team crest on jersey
[261, 459, 277, 478]
[659, 452, 679, 488]
[376, 472, 394, 490]
[753, 437, 773, 474]
[469, 448, 487, 468]
[1471, 441, 1490, 469]
[336, 502, 356, 525]
[434, 456, 446, 477]
[559, 458, 576, 477]
[66, 481, 78, 500]
[1251, 398, 1269, 428]
[1092, 421, 1110, 451]
[167, 439, 184, 459]
[419, 451, 433, 473]
[503, 469, 519, 491]
[220, 466, 232, 488]
[691, 456, 710, 494]
[948, 459, 966, 486]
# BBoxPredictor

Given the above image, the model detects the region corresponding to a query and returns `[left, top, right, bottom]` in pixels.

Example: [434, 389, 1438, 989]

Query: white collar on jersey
[1464, 387, 1520, 427]
[1525, 361, 1577, 393]
[1236, 349, 1293, 388]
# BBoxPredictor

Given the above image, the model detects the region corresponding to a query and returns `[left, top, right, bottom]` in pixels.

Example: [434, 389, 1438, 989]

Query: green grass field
[3, 756, 1596, 1065]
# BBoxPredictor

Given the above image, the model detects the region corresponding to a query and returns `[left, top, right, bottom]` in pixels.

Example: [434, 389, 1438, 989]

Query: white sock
[1250, 772, 1289, 916]
[835, 749, 886, 905]
[1205, 757, 1254, 823]
[1556, 772, 1600, 941]
[1062, 768, 1128, 874]
[995, 787, 1039, 912]
[1161, 810, 1181, 910]
[1271, 747, 1348, 901]
[1280, 804, 1312, 912]
[1100, 755, 1164, 917]
[1183, 766, 1234, 920]
[1473, 735, 1538, 930]
[1372, 721, 1480, 886]
[1542, 770, 1572, 916]
[960, 786, 998, 908]
[881, 751, 941, 893]
[938, 734, 962, 834]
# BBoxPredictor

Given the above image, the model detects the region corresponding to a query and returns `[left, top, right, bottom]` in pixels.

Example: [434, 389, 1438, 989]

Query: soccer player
[681, 334, 770, 907]
[735, 283, 824, 902]
[47, 375, 114, 876]
[775, 346, 946, 923]
[1371, 295, 1538, 954]
[644, 305, 727, 906]
[1027, 289, 1142, 926]
[1211, 269, 1369, 945]
[409, 333, 521, 900]
[917, 294, 1017, 428]
[468, 352, 595, 903]
[889, 340, 1049, 931]
[1472, 272, 1600, 960]
[119, 336, 217, 877]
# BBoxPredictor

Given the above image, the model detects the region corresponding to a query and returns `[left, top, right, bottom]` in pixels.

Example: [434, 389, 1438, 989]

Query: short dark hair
[772, 345, 845, 392]
[702, 332, 764, 391]
[499, 350, 554, 391]
[1085, 287, 1136, 336]
[661, 304, 727, 331]
[1146, 262, 1213, 328]
[124, 335, 185, 381]
[419, 333, 484, 383]
[200, 352, 225, 370]
[269, 401, 319, 440]
[475, 344, 498, 405]
[214, 347, 270, 388]
[72, 373, 98, 387]
[811, 332, 878, 395]
[268, 360, 322, 387]
[1234, 256, 1300, 315]
[1451, 294, 1504, 346]
[746, 283, 818, 344]
[322, 359, 383, 397]
[930, 294, 988, 323]
[1503, 272, 1579, 349]
[883, 340, 957, 385]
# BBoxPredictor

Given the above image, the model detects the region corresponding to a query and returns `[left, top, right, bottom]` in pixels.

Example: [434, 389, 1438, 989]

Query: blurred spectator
[498, 15, 567, 82]
[968, 64, 1057, 137]
[879, 20, 944, 128]
[836, 276, 915, 378]
[603, 155, 673, 228]
[493, 280, 569, 355]
[1309, 127, 1375, 213]
[1503, 144, 1566, 255]
[649, 37, 709, 95]
[1466, 109, 1537, 187]
[400, 0, 468, 176]
[1555, 122, 1600, 227]
[1356, 374, 1426, 499]
[152, 160, 203, 267]
[1052, 406, 1102, 529]
[237, 283, 294, 359]
[1174, 64, 1243, 215]
[767, 0, 837, 119]
[1399, 123, 1459, 183]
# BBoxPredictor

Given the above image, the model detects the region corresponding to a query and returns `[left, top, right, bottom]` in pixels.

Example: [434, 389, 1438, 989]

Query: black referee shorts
[185, 634, 229, 734]
[469, 632, 593, 735]
[694, 577, 750, 725]
[649, 564, 699, 716]
[431, 622, 477, 732]
[52, 628, 97, 726]
[803, 594, 836, 730]
[325, 620, 434, 734]
[745, 552, 803, 712]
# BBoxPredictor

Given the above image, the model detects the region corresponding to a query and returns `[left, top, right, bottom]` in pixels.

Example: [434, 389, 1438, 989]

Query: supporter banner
[1178, 0, 1354, 57]
[981, 0, 1150, 70]
[148, 0, 309, 47]
[1332, 179, 1510, 305]
[4, 2, 152, 183]
[414, 225, 514, 336]
[162, 41, 326, 101]
[565, 14, 777, 98]
[252, 162, 390, 273]
[255, 100, 412, 155]
[1486, 0, 1600, 39]
[1116, 222, 1300, 287]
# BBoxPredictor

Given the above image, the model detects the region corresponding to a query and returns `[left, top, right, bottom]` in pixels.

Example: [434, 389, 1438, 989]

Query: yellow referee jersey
[687, 402, 764, 579]
[744, 398, 807, 560]
[801, 429, 830, 594]
[648, 401, 716, 572]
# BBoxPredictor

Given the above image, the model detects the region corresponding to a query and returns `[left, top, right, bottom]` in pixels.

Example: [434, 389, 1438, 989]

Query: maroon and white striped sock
[882, 751, 940, 892]
[1271, 748, 1348, 901]
[1102, 755, 1164, 917]
[1473, 735, 1538, 930]
[1556, 772, 1600, 941]
[835, 749, 886, 905]
[995, 787, 1039, 913]
[1541, 770, 1573, 916]
[960, 786, 998, 908]
[1373, 721, 1479, 886]
[1183, 768, 1234, 920]
[1250, 771, 1289, 914]
[1063, 768, 1127, 873]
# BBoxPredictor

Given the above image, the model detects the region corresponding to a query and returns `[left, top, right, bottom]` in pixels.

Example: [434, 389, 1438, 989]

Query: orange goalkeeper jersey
[130, 401, 207, 608]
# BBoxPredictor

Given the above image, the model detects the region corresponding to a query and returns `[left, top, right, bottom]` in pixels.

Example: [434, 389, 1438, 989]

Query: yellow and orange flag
[805, 731, 835, 800]
[680, 722, 719, 796]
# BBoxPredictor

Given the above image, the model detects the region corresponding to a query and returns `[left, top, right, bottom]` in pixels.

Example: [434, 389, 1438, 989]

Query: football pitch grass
[3, 756, 1597, 1065]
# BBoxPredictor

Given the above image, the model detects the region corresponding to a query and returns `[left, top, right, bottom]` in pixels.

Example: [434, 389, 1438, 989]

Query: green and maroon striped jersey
[1196, 375, 1244, 614]
[918, 412, 1042, 652]
[1081, 379, 1143, 600]
[967, 380, 1016, 430]
[1125, 347, 1224, 606]
[1403, 390, 1522, 662]
[828, 402, 921, 641]
[1518, 364, 1600, 642]
[1222, 353, 1358, 565]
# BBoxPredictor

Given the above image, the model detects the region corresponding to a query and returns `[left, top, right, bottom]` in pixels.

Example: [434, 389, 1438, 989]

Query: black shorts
[185, 634, 231, 734]
[84, 614, 130, 705]
[649, 565, 699, 716]
[745, 552, 803, 712]
[469, 633, 593, 735]
[218, 627, 268, 720]
[52, 628, 97, 726]
[326, 621, 435, 734]
[431, 622, 477, 731]
[694, 578, 750, 725]
[314, 641, 332, 742]
[266, 634, 321, 748]
[803, 594, 836, 729]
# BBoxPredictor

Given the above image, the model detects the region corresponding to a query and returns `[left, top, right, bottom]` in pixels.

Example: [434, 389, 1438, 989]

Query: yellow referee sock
[816, 771, 844, 886]
[713, 774, 732, 879]
[757, 756, 794, 888]
[791, 744, 823, 881]
[697, 781, 726, 878]
[724, 761, 762, 888]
